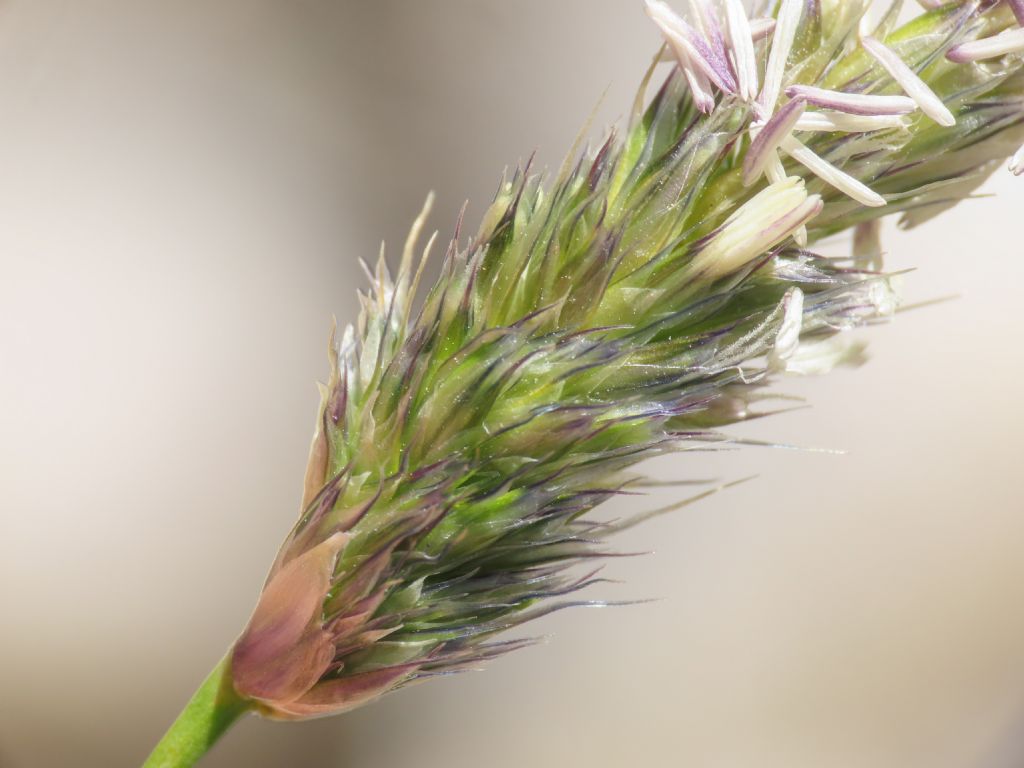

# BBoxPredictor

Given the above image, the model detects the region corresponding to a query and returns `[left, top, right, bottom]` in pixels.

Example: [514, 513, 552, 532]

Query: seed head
[227, 0, 1024, 719]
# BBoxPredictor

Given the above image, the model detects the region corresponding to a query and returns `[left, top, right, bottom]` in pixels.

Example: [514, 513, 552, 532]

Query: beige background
[1, 2, 1023, 766]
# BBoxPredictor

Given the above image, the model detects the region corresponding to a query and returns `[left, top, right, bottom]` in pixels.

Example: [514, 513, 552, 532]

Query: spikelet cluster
[228, 0, 1024, 719]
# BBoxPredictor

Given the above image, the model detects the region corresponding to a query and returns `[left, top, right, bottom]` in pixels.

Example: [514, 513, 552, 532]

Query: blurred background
[1, 2, 1023, 766]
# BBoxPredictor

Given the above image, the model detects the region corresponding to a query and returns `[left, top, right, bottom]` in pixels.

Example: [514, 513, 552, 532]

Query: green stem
[142, 654, 251, 768]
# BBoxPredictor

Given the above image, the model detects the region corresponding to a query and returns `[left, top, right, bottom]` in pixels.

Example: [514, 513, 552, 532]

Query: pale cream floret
[689, 177, 822, 279]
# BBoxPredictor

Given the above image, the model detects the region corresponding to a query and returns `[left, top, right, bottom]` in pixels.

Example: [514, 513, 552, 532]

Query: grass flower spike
[144, 1, 1024, 765]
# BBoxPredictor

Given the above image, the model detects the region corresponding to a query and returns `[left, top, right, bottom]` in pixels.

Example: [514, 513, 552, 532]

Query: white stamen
[683, 59, 718, 113]
[688, 0, 739, 94]
[858, 6, 873, 38]
[723, 0, 759, 102]
[645, 0, 735, 95]
[795, 111, 908, 132]
[645, 0, 684, 36]
[947, 28, 1024, 63]
[859, 0, 903, 38]
[780, 135, 887, 207]
[759, 0, 804, 115]
[765, 152, 787, 184]
[687, 0, 712, 38]
[671, 38, 719, 113]
[861, 35, 955, 126]
[646, 0, 718, 112]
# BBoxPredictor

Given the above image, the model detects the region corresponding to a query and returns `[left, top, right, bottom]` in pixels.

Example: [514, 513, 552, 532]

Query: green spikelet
[155, 0, 1024, 739]
[221, 0, 1024, 721]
